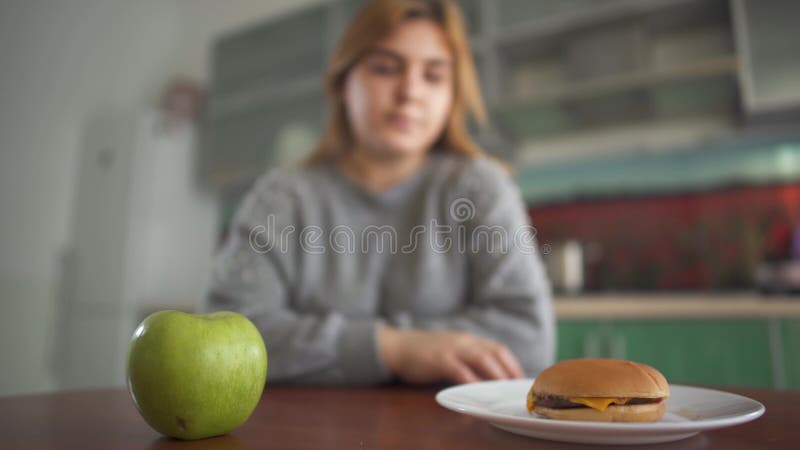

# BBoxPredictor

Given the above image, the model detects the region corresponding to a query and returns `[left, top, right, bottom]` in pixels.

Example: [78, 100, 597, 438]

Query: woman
[205, 0, 554, 385]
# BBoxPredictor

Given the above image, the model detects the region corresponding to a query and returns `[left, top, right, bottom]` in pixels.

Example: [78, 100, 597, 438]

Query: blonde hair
[305, 0, 487, 166]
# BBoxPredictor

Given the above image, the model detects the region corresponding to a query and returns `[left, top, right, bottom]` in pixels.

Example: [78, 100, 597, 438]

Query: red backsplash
[529, 183, 800, 291]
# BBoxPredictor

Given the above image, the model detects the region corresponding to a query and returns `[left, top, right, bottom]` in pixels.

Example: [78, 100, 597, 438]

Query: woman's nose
[397, 70, 425, 103]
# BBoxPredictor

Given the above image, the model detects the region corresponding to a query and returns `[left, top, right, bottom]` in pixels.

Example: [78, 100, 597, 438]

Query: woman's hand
[378, 326, 525, 384]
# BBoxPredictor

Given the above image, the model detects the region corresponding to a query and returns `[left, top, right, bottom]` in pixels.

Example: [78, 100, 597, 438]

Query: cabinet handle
[609, 331, 627, 360]
[583, 329, 603, 357]
[582, 325, 627, 359]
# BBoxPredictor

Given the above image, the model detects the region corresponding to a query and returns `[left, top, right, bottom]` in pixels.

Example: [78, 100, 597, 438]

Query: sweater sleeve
[203, 172, 392, 385]
[394, 158, 556, 377]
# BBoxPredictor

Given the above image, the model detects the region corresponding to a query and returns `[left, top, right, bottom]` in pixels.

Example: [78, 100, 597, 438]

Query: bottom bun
[533, 401, 666, 422]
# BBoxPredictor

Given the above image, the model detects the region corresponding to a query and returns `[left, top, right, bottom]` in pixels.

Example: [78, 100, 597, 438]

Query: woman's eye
[368, 62, 399, 75]
[426, 72, 445, 84]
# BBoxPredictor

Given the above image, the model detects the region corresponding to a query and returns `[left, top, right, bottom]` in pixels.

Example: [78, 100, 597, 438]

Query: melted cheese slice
[568, 397, 631, 411]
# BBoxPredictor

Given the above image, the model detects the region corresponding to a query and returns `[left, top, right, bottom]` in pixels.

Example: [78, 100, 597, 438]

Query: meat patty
[534, 395, 663, 409]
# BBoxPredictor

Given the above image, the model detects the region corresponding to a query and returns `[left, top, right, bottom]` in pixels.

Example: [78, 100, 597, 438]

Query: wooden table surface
[2, 385, 797, 449]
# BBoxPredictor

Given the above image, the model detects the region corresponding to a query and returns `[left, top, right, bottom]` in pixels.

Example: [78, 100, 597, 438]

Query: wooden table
[2, 385, 797, 449]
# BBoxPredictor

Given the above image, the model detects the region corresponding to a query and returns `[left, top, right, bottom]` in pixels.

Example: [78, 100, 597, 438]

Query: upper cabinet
[212, 7, 326, 97]
[492, 0, 741, 163]
[203, 4, 329, 188]
[203, 0, 800, 191]
[732, 0, 800, 114]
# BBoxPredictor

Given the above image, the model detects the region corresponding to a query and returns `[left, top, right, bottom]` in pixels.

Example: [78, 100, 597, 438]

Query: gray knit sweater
[204, 152, 555, 385]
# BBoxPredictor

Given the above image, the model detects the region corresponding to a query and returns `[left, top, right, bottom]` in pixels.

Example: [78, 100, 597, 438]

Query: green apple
[127, 310, 267, 440]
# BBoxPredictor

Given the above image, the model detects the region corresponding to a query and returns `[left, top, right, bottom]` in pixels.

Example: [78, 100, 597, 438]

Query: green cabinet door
[782, 320, 800, 390]
[556, 320, 773, 388]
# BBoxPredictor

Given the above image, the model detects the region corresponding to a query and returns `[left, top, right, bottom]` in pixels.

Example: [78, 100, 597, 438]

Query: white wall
[0, 0, 323, 396]
[0, 0, 181, 396]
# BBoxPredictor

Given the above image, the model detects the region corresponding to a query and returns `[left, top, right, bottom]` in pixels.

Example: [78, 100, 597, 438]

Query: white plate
[436, 379, 765, 445]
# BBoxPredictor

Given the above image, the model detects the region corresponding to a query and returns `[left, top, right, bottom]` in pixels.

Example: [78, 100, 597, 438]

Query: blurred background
[1, 0, 799, 396]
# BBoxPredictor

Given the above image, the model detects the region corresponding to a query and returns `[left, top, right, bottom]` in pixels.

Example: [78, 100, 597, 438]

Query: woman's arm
[203, 174, 392, 385]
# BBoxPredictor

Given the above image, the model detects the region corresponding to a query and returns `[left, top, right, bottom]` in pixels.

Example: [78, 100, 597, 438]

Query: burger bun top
[532, 358, 669, 398]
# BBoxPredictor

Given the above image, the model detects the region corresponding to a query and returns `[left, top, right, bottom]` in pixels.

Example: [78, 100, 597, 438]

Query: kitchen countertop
[554, 292, 800, 319]
[143, 294, 800, 321]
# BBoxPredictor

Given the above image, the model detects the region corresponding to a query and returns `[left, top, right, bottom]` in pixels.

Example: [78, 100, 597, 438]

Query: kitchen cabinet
[204, 3, 329, 187]
[557, 319, 777, 388]
[204, 90, 324, 186]
[493, 0, 738, 145]
[496, 0, 604, 30]
[211, 6, 326, 98]
[519, 137, 800, 206]
[732, 0, 800, 114]
[782, 320, 800, 390]
[204, 0, 800, 195]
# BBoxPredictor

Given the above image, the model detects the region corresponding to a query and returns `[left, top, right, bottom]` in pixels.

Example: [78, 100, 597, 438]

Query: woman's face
[343, 18, 454, 159]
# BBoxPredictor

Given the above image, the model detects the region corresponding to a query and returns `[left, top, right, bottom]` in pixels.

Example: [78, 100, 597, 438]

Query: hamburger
[527, 358, 669, 422]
